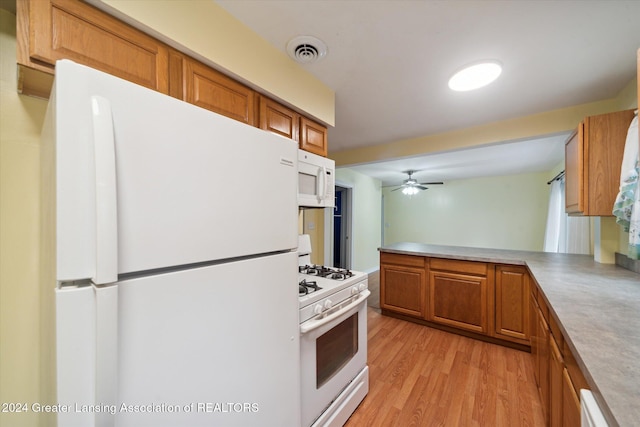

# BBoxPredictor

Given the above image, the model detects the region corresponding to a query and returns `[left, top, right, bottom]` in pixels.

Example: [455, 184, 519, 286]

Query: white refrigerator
[42, 60, 300, 427]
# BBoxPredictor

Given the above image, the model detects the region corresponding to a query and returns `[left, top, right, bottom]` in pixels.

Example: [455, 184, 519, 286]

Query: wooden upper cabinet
[19, 0, 169, 94]
[259, 97, 300, 141]
[494, 265, 530, 344]
[16, 0, 330, 152]
[184, 59, 256, 126]
[300, 117, 328, 157]
[565, 109, 635, 216]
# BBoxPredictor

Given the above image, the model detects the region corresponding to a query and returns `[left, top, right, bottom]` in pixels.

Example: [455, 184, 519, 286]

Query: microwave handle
[316, 166, 326, 201]
[323, 166, 329, 199]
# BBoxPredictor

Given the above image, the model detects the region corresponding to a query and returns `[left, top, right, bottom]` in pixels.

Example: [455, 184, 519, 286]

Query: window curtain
[544, 178, 591, 254]
[543, 179, 564, 252]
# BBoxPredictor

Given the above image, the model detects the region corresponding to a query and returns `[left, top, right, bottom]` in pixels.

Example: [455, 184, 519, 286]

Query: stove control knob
[324, 300, 333, 310]
[351, 286, 359, 295]
[313, 304, 323, 315]
[358, 283, 367, 292]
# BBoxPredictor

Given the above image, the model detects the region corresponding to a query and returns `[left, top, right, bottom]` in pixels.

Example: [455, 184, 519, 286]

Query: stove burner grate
[299, 279, 322, 295]
[299, 264, 355, 280]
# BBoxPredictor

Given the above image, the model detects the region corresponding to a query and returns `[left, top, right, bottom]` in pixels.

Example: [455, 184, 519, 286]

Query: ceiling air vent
[286, 36, 327, 64]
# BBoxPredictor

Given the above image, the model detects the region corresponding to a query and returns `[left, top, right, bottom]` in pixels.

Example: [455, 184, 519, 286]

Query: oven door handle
[300, 290, 370, 334]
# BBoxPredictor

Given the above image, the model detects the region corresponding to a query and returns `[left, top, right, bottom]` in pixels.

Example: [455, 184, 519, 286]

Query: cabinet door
[495, 265, 530, 343]
[537, 305, 550, 424]
[26, 0, 169, 93]
[549, 336, 563, 427]
[565, 109, 635, 215]
[380, 264, 426, 318]
[259, 97, 300, 141]
[565, 126, 583, 214]
[300, 117, 328, 157]
[429, 270, 487, 334]
[530, 292, 540, 386]
[562, 367, 581, 427]
[184, 59, 256, 126]
[584, 111, 634, 215]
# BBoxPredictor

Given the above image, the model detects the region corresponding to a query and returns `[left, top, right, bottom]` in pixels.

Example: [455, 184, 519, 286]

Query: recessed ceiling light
[448, 61, 502, 91]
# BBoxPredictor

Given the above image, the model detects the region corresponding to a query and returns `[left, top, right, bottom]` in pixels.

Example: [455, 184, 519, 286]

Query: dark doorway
[333, 185, 351, 268]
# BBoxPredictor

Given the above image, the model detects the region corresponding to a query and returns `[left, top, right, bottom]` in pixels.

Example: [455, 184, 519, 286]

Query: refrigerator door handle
[91, 96, 118, 285]
[95, 284, 118, 427]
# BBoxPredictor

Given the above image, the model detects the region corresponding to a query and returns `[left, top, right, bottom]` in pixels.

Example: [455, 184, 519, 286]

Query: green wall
[383, 171, 550, 251]
[334, 169, 382, 272]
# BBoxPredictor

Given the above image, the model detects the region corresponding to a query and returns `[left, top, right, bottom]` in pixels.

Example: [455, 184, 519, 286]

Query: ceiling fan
[391, 170, 443, 195]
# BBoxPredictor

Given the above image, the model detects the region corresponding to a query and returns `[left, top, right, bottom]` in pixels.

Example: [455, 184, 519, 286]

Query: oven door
[300, 290, 370, 427]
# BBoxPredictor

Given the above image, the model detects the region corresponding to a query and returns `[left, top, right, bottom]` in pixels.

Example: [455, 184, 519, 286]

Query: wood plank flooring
[344, 307, 545, 427]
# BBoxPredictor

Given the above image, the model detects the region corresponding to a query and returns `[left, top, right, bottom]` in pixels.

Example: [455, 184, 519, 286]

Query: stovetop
[298, 264, 368, 311]
[299, 264, 356, 281]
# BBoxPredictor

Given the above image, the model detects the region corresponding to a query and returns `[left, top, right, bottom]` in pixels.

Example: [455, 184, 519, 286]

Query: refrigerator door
[56, 252, 300, 427]
[45, 60, 298, 282]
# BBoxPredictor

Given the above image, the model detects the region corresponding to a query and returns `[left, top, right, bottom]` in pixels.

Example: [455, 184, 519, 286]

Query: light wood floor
[345, 272, 545, 427]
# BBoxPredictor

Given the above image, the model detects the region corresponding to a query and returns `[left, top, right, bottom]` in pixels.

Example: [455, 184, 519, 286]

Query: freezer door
[56, 251, 300, 427]
[45, 60, 298, 281]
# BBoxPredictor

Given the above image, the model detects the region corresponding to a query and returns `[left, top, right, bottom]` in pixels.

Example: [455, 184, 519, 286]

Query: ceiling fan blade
[391, 187, 403, 191]
[416, 185, 429, 190]
[420, 181, 444, 185]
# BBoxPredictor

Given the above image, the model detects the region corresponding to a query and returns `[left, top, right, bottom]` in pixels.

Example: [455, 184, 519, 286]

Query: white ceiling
[215, 0, 640, 185]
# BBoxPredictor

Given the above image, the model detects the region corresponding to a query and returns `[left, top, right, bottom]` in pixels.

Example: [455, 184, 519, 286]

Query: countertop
[379, 242, 640, 427]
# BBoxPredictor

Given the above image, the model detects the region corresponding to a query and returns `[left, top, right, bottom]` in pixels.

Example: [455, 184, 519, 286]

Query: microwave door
[300, 170, 319, 198]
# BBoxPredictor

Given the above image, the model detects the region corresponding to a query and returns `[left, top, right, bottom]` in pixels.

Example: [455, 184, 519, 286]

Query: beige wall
[91, 0, 335, 126]
[332, 78, 637, 164]
[383, 172, 550, 251]
[0, 9, 48, 427]
[302, 209, 325, 265]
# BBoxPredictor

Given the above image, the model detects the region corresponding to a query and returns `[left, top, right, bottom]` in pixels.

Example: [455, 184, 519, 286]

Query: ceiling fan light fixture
[448, 60, 502, 91]
[402, 186, 419, 196]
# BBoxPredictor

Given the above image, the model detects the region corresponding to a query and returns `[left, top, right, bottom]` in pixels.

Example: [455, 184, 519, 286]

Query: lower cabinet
[495, 265, 530, 344]
[536, 301, 550, 423]
[562, 367, 581, 426]
[428, 259, 488, 334]
[380, 253, 426, 318]
[531, 281, 587, 427]
[549, 336, 563, 427]
[379, 253, 529, 347]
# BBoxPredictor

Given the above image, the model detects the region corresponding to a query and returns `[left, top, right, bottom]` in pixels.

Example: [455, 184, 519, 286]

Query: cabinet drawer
[430, 258, 487, 276]
[380, 252, 425, 268]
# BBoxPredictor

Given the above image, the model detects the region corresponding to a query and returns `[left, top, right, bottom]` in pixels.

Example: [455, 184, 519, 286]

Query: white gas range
[298, 236, 369, 427]
[298, 265, 369, 323]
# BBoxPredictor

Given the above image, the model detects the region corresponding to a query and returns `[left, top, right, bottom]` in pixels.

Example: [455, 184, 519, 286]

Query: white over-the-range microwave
[298, 150, 335, 208]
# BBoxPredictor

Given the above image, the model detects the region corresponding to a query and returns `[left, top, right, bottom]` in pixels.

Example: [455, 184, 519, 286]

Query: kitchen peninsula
[379, 242, 640, 427]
